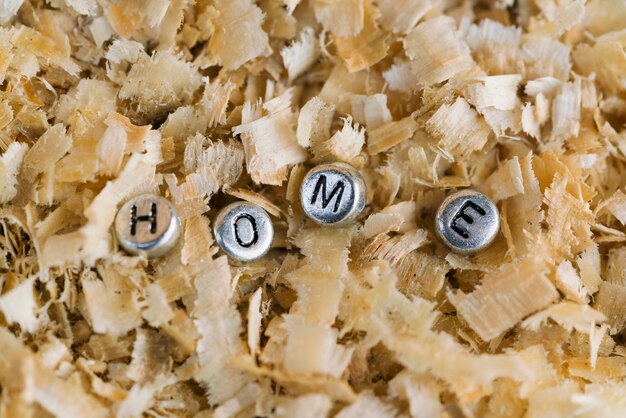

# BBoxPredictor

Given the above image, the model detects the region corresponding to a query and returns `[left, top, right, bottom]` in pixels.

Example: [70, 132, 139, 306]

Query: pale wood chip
[281, 314, 353, 377]
[448, 252, 558, 341]
[225, 188, 282, 217]
[577, 245, 602, 294]
[193, 256, 255, 404]
[593, 282, 626, 334]
[460, 18, 520, 74]
[574, 31, 626, 95]
[368, 116, 418, 155]
[522, 38, 571, 81]
[22, 124, 71, 184]
[362, 201, 416, 239]
[0, 0, 23, 24]
[466, 75, 522, 111]
[333, 3, 388, 73]
[522, 301, 605, 334]
[598, 189, 626, 225]
[336, 392, 397, 418]
[296, 96, 335, 148]
[605, 247, 626, 286]
[312, 116, 365, 163]
[119, 50, 202, 122]
[313, 0, 364, 37]
[281, 27, 319, 82]
[208, 0, 269, 70]
[234, 90, 308, 185]
[0, 276, 39, 333]
[276, 228, 355, 377]
[568, 356, 626, 382]
[525, 77, 562, 97]
[12, 26, 80, 75]
[105, 39, 146, 64]
[64, 0, 98, 15]
[319, 63, 383, 114]
[247, 287, 263, 357]
[589, 324, 610, 369]
[551, 79, 581, 141]
[377, 0, 431, 33]
[544, 174, 594, 257]
[0, 141, 28, 203]
[425, 98, 491, 160]
[81, 265, 142, 336]
[161, 78, 237, 141]
[141, 283, 174, 327]
[89, 17, 113, 47]
[272, 394, 332, 418]
[521, 102, 541, 139]
[482, 156, 525, 201]
[396, 251, 448, 299]
[554, 259, 588, 303]
[350, 94, 391, 130]
[382, 60, 418, 93]
[86, 334, 133, 362]
[404, 16, 474, 86]
[388, 372, 443, 418]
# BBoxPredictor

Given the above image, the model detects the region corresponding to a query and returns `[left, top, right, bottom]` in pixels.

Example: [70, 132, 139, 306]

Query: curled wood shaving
[449, 249, 559, 341]
[208, 0, 269, 70]
[403, 15, 474, 86]
[425, 97, 491, 160]
[234, 90, 308, 185]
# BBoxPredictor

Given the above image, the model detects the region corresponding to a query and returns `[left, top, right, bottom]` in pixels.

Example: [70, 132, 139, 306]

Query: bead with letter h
[114, 194, 181, 258]
[300, 163, 366, 226]
[435, 189, 499, 255]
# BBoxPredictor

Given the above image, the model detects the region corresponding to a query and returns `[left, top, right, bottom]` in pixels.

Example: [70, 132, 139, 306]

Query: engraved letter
[234, 214, 258, 247]
[450, 201, 486, 239]
[130, 202, 158, 236]
[311, 175, 345, 213]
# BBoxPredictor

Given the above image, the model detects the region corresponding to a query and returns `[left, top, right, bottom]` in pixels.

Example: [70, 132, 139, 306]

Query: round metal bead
[300, 163, 366, 226]
[435, 189, 500, 255]
[115, 194, 181, 258]
[213, 202, 274, 262]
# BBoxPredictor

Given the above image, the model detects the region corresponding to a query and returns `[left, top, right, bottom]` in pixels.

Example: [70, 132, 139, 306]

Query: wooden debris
[425, 97, 491, 160]
[281, 27, 319, 82]
[208, 0, 269, 70]
[593, 282, 626, 334]
[333, 2, 388, 73]
[234, 90, 308, 185]
[311, 116, 364, 163]
[449, 250, 558, 341]
[119, 50, 202, 122]
[1, 0, 626, 415]
[403, 15, 475, 86]
[367, 116, 418, 155]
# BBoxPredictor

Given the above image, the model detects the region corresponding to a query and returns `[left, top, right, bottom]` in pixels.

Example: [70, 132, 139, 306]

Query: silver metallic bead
[213, 202, 274, 262]
[435, 189, 500, 255]
[300, 163, 366, 226]
[115, 194, 181, 258]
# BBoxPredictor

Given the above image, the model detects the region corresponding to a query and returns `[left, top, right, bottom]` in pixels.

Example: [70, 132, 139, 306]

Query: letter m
[311, 175, 345, 213]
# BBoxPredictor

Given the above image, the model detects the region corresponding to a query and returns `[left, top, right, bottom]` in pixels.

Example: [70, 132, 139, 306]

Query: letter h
[130, 202, 158, 236]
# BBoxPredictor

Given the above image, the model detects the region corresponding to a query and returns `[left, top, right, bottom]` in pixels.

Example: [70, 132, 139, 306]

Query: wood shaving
[1, 0, 626, 416]
[403, 15, 475, 86]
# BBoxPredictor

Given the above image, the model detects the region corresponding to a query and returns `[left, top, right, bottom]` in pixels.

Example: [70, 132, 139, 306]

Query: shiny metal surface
[300, 163, 366, 226]
[213, 202, 274, 262]
[435, 189, 500, 255]
[115, 194, 181, 258]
